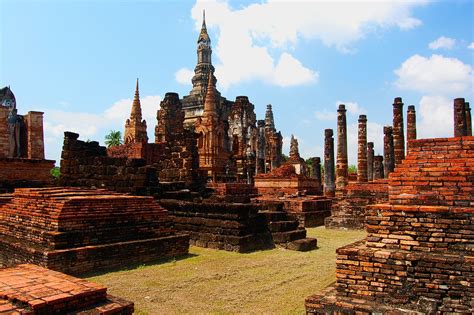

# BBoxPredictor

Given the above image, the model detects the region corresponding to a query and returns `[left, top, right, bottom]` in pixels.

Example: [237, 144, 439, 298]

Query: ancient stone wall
[59, 132, 160, 195]
[0, 158, 54, 191]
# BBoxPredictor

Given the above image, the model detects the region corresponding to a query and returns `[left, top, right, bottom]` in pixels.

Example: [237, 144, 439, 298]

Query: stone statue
[289, 135, 300, 159]
[7, 108, 22, 157]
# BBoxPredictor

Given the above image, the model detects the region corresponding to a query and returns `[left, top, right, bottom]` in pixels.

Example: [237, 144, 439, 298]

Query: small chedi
[0, 264, 133, 314]
[0, 86, 55, 192]
[0, 187, 189, 275]
[306, 101, 473, 314]
[254, 136, 331, 228]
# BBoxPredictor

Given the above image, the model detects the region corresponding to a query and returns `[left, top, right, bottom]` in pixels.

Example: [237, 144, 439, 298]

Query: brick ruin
[0, 264, 133, 314]
[161, 198, 317, 252]
[0, 86, 55, 192]
[0, 187, 189, 275]
[306, 135, 473, 312]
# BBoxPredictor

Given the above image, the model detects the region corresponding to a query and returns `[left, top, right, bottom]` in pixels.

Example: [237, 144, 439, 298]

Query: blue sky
[1, 0, 473, 165]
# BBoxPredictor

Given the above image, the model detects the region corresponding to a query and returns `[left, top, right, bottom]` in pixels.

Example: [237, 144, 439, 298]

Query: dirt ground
[87, 227, 365, 314]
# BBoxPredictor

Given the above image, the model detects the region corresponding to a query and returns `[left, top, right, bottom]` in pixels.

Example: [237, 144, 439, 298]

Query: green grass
[87, 227, 365, 314]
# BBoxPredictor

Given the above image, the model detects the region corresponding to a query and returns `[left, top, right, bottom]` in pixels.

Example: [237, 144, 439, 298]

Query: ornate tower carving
[195, 72, 229, 180]
[124, 79, 148, 144]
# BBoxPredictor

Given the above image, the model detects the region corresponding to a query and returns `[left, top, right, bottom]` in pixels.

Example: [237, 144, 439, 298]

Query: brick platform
[325, 179, 389, 229]
[0, 187, 189, 275]
[254, 177, 320, 195]
[160, 199, 274, 253]
[255, 196, 332, 227]
[306, 136, 474, 314]
[0, 264, 133, 314]
[0, 158, 55, 193]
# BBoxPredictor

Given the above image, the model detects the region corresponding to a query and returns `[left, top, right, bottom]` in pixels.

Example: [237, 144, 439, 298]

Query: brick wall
[24, 111, 45, 159]
[390, 136, 473, 206]
[0, 157, 55, 192]
[0, 107, 8, 157]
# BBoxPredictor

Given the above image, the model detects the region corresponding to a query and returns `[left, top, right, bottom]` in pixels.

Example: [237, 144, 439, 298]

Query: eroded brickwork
[357, 115, 368, 182]
[406, 105, 417, 153]
[324, 129, 335, 197]
[0, 188, 189, 275]
[392, 97, 405, 167]
[306, 135, 474, 314]
[0, 264, 134, 314]
[336, 104, 349, 194]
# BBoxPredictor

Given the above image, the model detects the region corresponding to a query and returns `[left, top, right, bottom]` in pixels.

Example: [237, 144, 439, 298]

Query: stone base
[0, 157, 55, 192]
[254, 177, 321, 195]
[0, 264, 133, 314]
[324, 215, 365, 230]
[0, 234, 190, 276]
[305, 285, 423, 314]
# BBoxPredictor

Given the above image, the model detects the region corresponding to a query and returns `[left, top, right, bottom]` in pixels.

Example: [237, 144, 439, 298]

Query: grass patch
[87, 227, 365, 314]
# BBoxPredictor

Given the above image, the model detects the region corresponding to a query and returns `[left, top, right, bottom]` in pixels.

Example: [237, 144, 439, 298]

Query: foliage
[348, 164, 357, 174]
[104, 130, 123, 148]
[50, 166, 60, 179]
[280, 153, 289, 163]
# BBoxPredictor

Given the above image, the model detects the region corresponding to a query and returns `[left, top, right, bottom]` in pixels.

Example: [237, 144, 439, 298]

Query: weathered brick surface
[0, 157, 55, 192]
[0, 187, 189, 275]
[389, 136, 474, 206]
[325, 180, 389, 229]
[160, 199, 274, 252]
[306, 135, 474, 314]
[0, 264, 133, 314]
[254, 177, 321, 195]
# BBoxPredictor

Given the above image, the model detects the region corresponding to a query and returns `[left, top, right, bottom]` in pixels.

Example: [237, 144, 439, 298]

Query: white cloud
[314, 109, 336, 121]
[189, 0, 425, 89]
[335, 101, 366, 115]
[417, 95, 453, 139]
[468, 42, 474, 50]
[428, 36, 456, 50]
[394, 54, 473, 94]
[43, 95, 161, 163]
[273, 53, 318, 86]
[175, 68, 194, 85]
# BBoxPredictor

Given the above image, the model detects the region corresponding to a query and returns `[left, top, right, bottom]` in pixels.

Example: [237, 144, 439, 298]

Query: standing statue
[7, 108, 22, 158]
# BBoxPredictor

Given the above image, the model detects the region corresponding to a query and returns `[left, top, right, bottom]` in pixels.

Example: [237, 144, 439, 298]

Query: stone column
[406, 105, 417, 153]
[357, 115, 368, 182]
[367, 142, 374, 182]
[310, 157, 322, 193]
[373, 155, 384, 180]
[336, 104, 348, 194]
[392, 97, 405, 167]
[324, 129, 335, 197]
[465, 102, 472, 136]
[383, 126, 395, 178]
[453, 98, 467, 137]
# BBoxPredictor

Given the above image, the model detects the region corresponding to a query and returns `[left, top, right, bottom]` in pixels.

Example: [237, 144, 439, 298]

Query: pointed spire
[130, 78, 142, 121]
[265, 104, 275, 130]
[198, 9, 210, 44]
[202, 10, 206, 28]
[203, 71, 217, 114]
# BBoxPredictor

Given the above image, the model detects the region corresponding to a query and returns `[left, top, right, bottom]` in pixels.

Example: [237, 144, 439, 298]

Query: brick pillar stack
[392, 97, 405, 167]
[466, 102, 472, 136]
[310, 157, 322, 193]
[383, 126, 394, 178]
[324, 129, 335, 197]
[336, 104, 348, 195]
[0, 107, 9, 157]
[24, 111, 45, 159]
[453, 98, 467, 137]
[406, 105, 417, 153]
[357, 115, 368, 182]
[367, 142, 374, 182]
[373, 155, 384, 180]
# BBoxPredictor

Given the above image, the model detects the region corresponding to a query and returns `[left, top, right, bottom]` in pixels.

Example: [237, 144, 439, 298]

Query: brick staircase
[0, 264, 133, 314]
[306, 136, 474, 314]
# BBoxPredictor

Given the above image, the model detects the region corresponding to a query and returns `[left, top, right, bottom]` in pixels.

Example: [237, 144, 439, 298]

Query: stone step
[271, 229, 306, 243]
[284, 237, 317, 251]
[259, 210, 289, 222]
[268, 220, 299, 232]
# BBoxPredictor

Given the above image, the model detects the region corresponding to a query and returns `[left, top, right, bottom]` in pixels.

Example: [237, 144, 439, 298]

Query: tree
[348, 165, 357, 174]
[50, 166, 60, 179]
[104, 130, 123, 148]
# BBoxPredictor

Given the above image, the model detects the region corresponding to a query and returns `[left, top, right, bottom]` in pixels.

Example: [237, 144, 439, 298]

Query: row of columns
[323, 97, 418, 197]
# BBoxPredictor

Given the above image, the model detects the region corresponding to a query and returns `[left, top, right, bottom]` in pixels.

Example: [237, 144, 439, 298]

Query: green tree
[281, 153, 289, 163]
[50, 166, 60, 179]
[348, 164, 357, 174]
[104, 130, 123, 148]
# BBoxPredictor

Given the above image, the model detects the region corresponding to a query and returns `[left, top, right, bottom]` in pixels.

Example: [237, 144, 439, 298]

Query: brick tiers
[254, 177, 321, 195]
[160, 199, 273, 253]
[0, 187, 189, 275]
[306, 136, 474, 314]
[255, 196, 331, 227]
[325, 180, 389, 229]
[0, 264, 133, 314]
